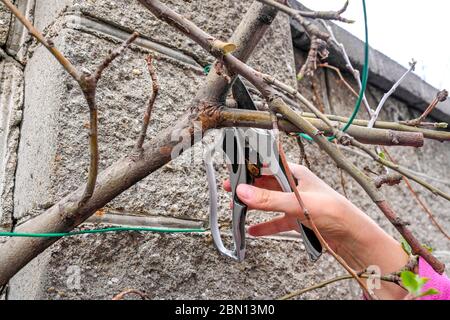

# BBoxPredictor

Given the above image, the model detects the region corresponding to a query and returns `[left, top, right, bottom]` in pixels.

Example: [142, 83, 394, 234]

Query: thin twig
[373, 173, 403, 189]
[339, 145, 450, 186]
[298, 37, 328, 80]
[333, 139, 349, 198]
[257, 0, 353, 24]
[276, 122, 374, 299]
[295, 0, 354, 23]
[346, 136, 450, 202]
[135, 56, 160, 153]
[319, 63, 360, 98]
[257, 0, 351, 80]
[79, 32, 139, 205]
[402, 90, 448, 127]
[339, 168, 349, 199]
[311, 73, 326, 113]
[264, 75, 450, 203]
[368, 60, 417, 128]
[0, 0, 81, 81]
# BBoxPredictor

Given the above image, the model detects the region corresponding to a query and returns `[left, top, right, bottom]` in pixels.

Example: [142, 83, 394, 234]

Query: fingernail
[237, 184, 253, 200]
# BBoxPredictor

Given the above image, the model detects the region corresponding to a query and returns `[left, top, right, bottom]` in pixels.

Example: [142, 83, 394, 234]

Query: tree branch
[225, 99, 450, 142]
[295, 112, 450, 142]
[402, 90, 449, 127]
[320, 21, 373, 117]
[78, 32, 139, 205]
[256, 0, 353, 80]
[133, 0, 445, 275]
[112, 289, 149, 300]
[345, 136, 450, 202]
[0, 0, 80, 81]
[368, 60, 417, 128]
[3, 0, 141, 207]
[263, 75, 450, 203]
[383, 148, 450, 241]
[0, 0, 279, 288]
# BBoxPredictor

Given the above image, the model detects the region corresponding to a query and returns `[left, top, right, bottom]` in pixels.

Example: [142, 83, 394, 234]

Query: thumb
[236, 184, 297, 214]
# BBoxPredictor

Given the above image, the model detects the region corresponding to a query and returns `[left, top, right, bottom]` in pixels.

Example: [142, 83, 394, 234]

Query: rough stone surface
[0, 57, 23, 230]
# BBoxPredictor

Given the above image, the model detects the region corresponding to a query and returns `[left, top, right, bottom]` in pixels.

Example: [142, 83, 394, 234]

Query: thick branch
[403, 90, 449, 127]
[133, 0, 445, 274]
[219, 108, 424, 147]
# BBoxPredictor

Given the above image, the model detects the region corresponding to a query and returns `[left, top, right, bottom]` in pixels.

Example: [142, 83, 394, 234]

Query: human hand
[223, 163, 410, 299]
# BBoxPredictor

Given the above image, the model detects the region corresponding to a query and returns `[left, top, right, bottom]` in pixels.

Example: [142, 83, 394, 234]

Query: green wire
[0, 227, 206, 238]
[299, 0, 369, 142]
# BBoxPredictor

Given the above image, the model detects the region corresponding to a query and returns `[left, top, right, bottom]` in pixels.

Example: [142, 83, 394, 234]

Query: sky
[298, 0, 450, 90]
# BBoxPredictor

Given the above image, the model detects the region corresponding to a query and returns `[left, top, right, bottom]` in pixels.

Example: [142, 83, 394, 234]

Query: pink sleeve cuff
[418, 257, 450, 300]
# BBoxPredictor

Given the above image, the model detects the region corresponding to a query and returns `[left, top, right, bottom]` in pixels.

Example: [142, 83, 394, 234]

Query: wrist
[334, 200, 409, 274]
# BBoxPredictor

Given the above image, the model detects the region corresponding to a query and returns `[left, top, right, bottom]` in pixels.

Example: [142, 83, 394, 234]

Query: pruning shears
[205, 76, 322, 262]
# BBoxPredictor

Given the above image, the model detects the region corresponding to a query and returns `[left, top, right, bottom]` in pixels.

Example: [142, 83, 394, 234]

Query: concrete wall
[0, 1, 11, 46]
[0, 0, 449, 300]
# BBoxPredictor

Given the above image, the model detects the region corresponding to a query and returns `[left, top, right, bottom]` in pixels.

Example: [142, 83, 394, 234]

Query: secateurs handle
[206, 128, 250, 262]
